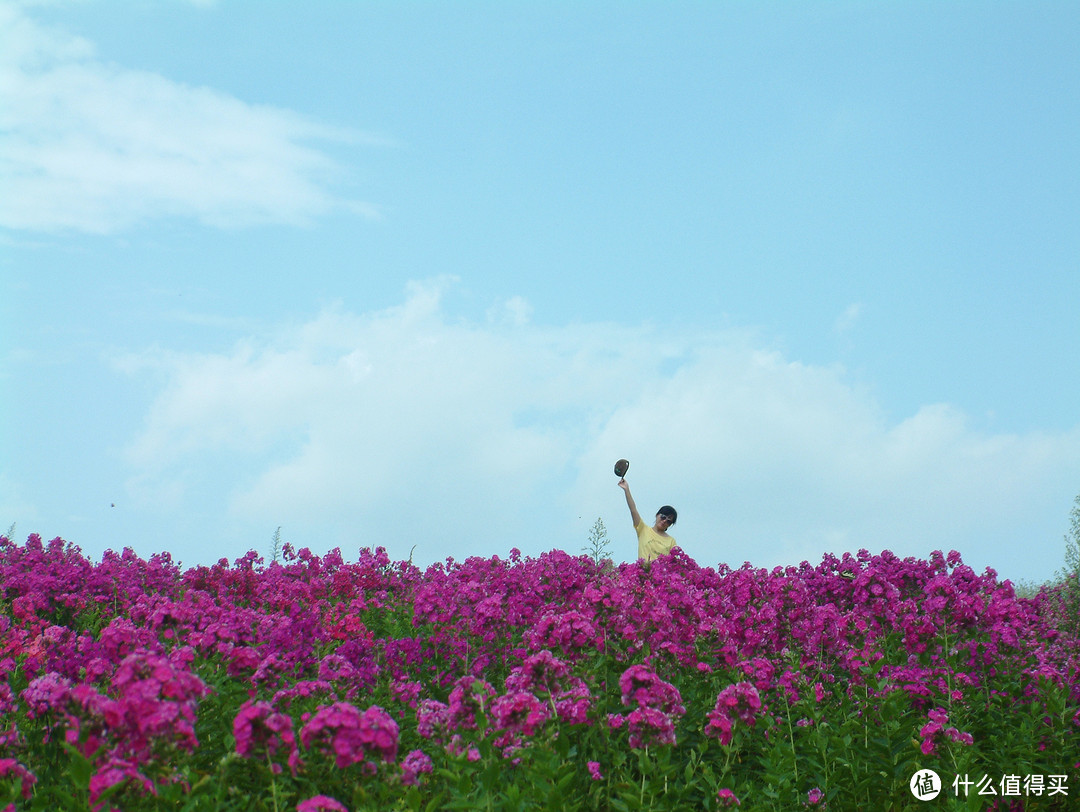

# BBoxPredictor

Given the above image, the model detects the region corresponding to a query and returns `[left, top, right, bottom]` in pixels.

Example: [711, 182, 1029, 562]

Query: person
[617, 477, 677, 562]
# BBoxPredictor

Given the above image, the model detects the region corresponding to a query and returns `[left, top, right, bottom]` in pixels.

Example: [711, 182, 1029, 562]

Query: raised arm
[617, 478, 642, 527]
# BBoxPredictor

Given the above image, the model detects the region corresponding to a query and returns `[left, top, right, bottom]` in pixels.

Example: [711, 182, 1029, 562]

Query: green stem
[266, 751, 279, 812]
[640, 746, 648, 809]
[784, 693, 800, 786]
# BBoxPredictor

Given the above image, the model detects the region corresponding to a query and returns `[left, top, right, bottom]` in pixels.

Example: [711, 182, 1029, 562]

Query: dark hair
[657, 506, 677, 525]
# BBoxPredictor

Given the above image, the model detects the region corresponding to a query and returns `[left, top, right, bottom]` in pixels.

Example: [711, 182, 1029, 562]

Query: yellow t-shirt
[635, 519, 675, 562]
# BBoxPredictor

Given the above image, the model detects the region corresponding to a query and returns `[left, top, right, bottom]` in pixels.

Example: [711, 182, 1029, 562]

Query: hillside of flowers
[1, 532, 1078, 811]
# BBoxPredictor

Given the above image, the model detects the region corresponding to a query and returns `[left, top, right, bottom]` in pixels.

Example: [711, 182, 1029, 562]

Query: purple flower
[625, 706, 676, 749]
[618, 664, 685, 717]
[21, 672, 72, 716]
[233, 700, 300, 775]
[491, 691, 549, 737]
[447, 676, 496, 729]
[400, 749, 433, 786]
[505, 650, 572, 694]
[705, 682, 762, 745]
[300, 703, 399, 769]
[416, 699, 452, 740]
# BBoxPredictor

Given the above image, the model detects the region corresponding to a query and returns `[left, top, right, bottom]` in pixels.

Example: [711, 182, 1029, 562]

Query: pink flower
[525, 612, 599, 656]
[706, 682, 762, 745]
[400, 749, 433, 786]
[20, 672, 72, 716]
[416, 699, 452, 740]
[233, 700, 300, 775]
[587, 761, 603, 781]
[300, 702, 399, 769]
[944, 727, 974, 746]
[624, 706, 677, 749]
[491, 691, 549, 736]
[445, 735, 480, 762]
[297, 796, 348, 812]
[807, 787, 824, 805]
[717, 787, 741, 807]
[553, 682, 592, 725]
[88, 758, 156, 810]
[447, 676, 496, 729]
[0, 760, 36, 800]
[618, 665, 685, 716]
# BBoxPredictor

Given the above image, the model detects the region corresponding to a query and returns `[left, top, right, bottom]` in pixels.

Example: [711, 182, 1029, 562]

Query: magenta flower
[918, 707, 971, 755]
[20, 672, 72, 717]
[505, 650, 572, 694]
[300, 702, 399, 769]
[943, 726, 974, 746]
[587, 760, 603, 781]
[233, 700, 300, 775]
[625, 706, 677, 748]
[491, 691, 549, 737]
[447, 676, 496, 730]
[807, 787, 824, 805]
[705, 682, 763, 745]
[88, 757, 156, 809]
[618, 664, 685, 716]
[0, 760, 36, 800]
[525, 611, 600, 656]
[297, 796, 349, 812]
[717, 787, 741, 807]
[552, 682, 592, 725]
[416, 699, 452, 741]
[400, 749, 433, 786]
[447, 735, 482, 762]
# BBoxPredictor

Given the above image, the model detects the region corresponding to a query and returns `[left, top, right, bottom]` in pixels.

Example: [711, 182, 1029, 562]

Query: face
[655, 513, 674, 530]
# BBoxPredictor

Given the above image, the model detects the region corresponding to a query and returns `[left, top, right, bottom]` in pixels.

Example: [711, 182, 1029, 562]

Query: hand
[617, 478, 629, 491]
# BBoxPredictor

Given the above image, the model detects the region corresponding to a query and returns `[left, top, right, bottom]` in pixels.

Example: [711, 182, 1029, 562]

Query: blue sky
[2, 0, 1079, 584]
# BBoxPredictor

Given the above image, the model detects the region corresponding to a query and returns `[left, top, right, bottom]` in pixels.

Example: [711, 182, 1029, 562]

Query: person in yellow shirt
[617, 477, 677, 562]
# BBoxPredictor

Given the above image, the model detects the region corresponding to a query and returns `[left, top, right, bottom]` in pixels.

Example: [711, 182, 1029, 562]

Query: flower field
[1, 533, 1078, 811]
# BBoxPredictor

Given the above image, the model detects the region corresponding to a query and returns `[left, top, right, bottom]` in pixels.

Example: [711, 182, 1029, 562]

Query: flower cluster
[525, 611, 600, 658]
[400, 749, 434, 786]
[505, 651, 592, 724]
[0, 758, 36, 800]
[299, 703, 399, 771]
[609, 665, 687, 749]
[446, 677, 496, 730]
[705, 681, 763, 746]
[0, 532, 1076, 809]
[233, 700, 301, 775]
[918, 707, 973, 755]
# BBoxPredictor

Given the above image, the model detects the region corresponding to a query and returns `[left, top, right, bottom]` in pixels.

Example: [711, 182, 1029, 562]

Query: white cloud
[0, 2, 376, 233]
[116, 280, 1080, 582]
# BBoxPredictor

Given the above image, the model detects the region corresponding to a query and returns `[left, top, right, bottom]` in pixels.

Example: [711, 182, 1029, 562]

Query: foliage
[270, 526, 284, 564]
[0, 533, 1077, 811]
[582, 518, 612, 568]
[1044, 493, 1080, 641]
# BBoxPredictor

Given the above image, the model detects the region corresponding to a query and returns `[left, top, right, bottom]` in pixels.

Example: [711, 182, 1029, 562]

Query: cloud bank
[117, 280, 1080, 582]
[0, 2, 372, 233]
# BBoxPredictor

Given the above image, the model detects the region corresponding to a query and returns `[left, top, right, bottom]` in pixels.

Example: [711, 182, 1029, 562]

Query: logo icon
[910, 769, 942, 801]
